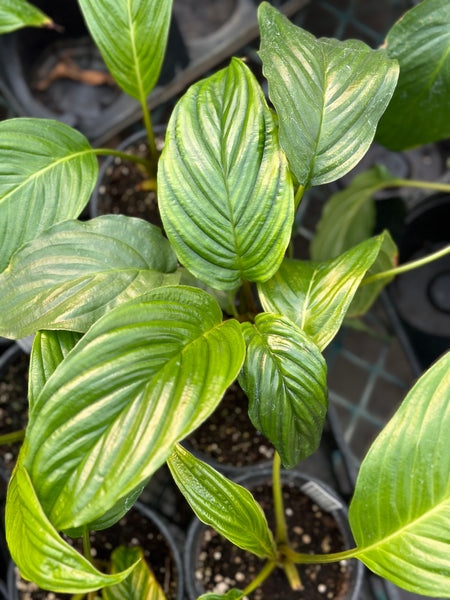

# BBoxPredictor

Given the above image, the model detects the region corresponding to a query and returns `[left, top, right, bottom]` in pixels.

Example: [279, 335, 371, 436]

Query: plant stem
[0, 430, 25, 445]
[282, 560, 302, 590]
[294, 185, 305, 210]
[141, 100, 159, 175]
[93, 148, 152, 171]
[272, 452, 288, 545]
[284, 545, 358, 564]
[83, 527, 93, 565]
[383, 178, 450, 194]
[241, 279, 258, 316]
[362, 244, 450, 286]
[242, 560, 276, 596]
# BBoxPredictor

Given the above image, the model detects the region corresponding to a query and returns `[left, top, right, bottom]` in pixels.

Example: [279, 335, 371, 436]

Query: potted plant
[0, 1, 449, 599]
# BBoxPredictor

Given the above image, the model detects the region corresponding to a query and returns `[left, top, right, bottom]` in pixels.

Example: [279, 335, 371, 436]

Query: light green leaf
[350, 353, 450, 595]
[5, 461, 135, 593]
[239, 314, 327, 469]
[258, 235, 385, 350]
[0, 215, 179, 338]
[198, 591, 244, 600]
[347, 231, 398, 317]
[177, 268, 237, 314]
[103, 546, 166, 600]
[22, 286, 245, 532]
[0, 0, 52, 33]
[29, 331, 83, 411]
[168, 445, 276, 559]
[310, 166, 396, 262]
[158, 57, 294, 290]
[258, 3, 399, 188]
[376, 0, 450, 150]
[0, 118, 97, 272]
[78, 0, 173, 101]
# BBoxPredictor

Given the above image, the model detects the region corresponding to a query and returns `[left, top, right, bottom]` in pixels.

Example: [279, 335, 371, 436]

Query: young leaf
[347, 231, 398, 317]
[78, 0, 173, 101]
[349, 353, 450, 596]
[5, 461, 136, 593]
[0, 118, 97, 272]
[239, 314, 328, 469]
[158, 57, 294, 290]
[310, 166, 396, 261]
[0, 215, 179, 338]
[168, 445, 277, 559]
[258, 235, 385, 350]
[103, 546, 166, 600]
[376, 0, 450, 150]
[198, 591, 244, 600]
[29, 330, 83, 411]
[258, 3, 399, 188]
[0, 0, 53, 33]
[22, 287, 245, 532]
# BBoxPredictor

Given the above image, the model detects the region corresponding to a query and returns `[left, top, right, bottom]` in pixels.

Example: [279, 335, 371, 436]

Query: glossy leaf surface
[0, 118, 97, 272]
[347, 231, 398, 317]
[29, 330, 82, 411]
[0, 0, 52, 33]
[22, 287, 245, 531]
[103, 546, 166, 600]
[78, 0, 173, 100]
[350, 353, 450, 596]
[258, 3, 398, 187]
[158, 58, 293, 289]
[5, 461, 134, 593]
[310, 166, 396, 261]
[0, 215, 179, 338]
[258, 235, 384, 350]
[239, 314, 327, 468]
[168, 445, 276, 558]
[376, 0, 450, 150]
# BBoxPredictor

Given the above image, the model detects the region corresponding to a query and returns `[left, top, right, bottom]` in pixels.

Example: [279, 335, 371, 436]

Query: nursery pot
[7, 502, 184, 600]
[388, 193, 450, 370]
[184, 469, 363, 600]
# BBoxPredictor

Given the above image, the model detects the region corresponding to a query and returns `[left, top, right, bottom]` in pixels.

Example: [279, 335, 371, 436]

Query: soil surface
[194, 479, 353, 600]
[13, 507, 179, 600]
[186, 381, 275, 469]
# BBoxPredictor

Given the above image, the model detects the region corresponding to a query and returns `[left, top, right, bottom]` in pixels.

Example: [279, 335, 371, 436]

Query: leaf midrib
[127, 0, 146, 106]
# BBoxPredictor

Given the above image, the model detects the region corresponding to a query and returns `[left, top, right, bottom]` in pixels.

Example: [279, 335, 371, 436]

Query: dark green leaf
[239, 314, 327, 468]
[78, 0, 173, 101]
[350, 353, 450, 595]
[376, 0, 450, 150]
[158, 57, 294, 290]
[103, 546, 166, 600]
[0, 215, 179, 338]
[22, 287, 245, 532]
[0, 0, 52, 33]
[258, 235, 385, 350]
[168, 445, 276, 559]
[310, 166, 396, 261]
[258, 3, 399, 187]
[5, 461, 135, 593]
[0, 118, 97, 272]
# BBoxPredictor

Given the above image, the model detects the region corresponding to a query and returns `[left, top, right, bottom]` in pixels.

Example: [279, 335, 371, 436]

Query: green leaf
[22, 286, 245, 532]
[376, 0, 450, 150]
[258, 235, 385, 350]
[258, 3, 399, 188]
[347, 231, 398, 317]
[0, 215, 179, 338]
[310, 166, 396, 262]
[177, 268, 237, 314]
[158, 57, 294, 290]
[0, 0, 52, 33]
[78, 0, 173, 101]
[168, 445, 276, 559]
[239, 314, 327, 469]
[0, 118, 98, 272]
[103, 546, 166, 600]
[349, 353, 450, 596]
[29, 331, 83, 411]
[5, 461, 135, 593]
[198, 591, 244, 600]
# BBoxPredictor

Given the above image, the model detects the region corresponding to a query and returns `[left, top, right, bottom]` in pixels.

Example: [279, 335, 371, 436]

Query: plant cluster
[0, 0, 449, 599]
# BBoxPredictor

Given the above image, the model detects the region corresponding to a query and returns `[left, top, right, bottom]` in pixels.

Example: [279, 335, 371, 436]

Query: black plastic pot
[184, 468, 364, 600]
[6, 502, 184, 600]
[388, 193, 450, 370]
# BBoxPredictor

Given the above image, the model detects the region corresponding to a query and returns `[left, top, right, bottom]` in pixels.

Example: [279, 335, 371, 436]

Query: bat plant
[0, 1, 449, 599]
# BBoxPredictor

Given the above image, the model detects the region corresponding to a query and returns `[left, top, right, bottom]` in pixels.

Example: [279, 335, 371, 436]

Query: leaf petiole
[242, 560, 276, 596]
[93, 148, 152, 172]
[0, 430, 25, 445]
[284, 545, 358, 564]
